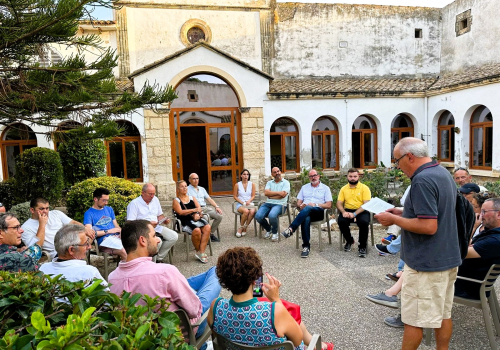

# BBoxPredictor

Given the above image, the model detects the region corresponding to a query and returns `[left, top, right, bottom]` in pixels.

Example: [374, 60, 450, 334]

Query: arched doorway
[170, 74, 242, 195]
[1, 123, 37, 179]
[352, 115, 377, 169]
[391, 114, 413, 160]
[437, 111, 455, 162]
[270, 117, 300, 172]
[470, 105, 493, 169]
[311, 116, 339, 170]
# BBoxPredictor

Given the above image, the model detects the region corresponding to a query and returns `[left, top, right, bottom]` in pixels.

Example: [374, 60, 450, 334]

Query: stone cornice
[114, 2, 271, 11]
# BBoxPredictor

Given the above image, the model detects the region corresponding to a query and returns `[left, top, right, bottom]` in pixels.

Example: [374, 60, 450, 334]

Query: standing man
[126, 184, 178, 263]
[281, 169, 332, 258]
[336, 168, 372, 257]
[188, 173, 223, 242]
[453, 167, 488, 192]
[84, 188, 127, 260]
[376, 137, 461, 350]
[255, 167, 290, 242]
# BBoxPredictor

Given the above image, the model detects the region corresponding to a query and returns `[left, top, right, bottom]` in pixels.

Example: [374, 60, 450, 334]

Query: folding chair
[175, 309, 211, 349]
[213, 332, 321, 350]
[293, 207, 333, 252]
[85, 240, 118, 281]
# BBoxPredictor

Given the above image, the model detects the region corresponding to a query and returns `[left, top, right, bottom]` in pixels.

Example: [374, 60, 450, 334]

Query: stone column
[143, 108, 176, 202]
[240, 107, 266, 194]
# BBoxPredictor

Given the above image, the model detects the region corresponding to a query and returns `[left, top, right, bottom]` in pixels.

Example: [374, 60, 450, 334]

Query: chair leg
[296, 226, 300, 250]
[339, 230, 343, 251]
[234, 214, 237, 236]
[208, 233, 213, 256]
[168, 249, 173, 264]
[185, 233, 190, 262]
[254, 220, 257, 237]
[318, 224, 323, 252]
[216, 227, 220, 240]
[423, 328, 432, 346]
[489, 293, 500, 335]
[327, 222, 332, 245]
[103, 253, 109, 281]
[481, 296, 499, 350]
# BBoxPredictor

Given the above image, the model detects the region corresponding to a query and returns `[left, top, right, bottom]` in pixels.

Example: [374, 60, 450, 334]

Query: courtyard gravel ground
[90, 197, 500, 350]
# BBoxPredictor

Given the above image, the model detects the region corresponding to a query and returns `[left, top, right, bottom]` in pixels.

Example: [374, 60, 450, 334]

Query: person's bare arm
[247, 183, 256, 205]
[337, 200, 352, 218]
[205, 195, 222, 214]
[376, 212, 438, 235]
[233, 183, 241, 204]
[352, 199, 369, 216]
[35, 210, 48, 245]
[172, 199, 199, 216]
[71, 220, 95, 240]
[465, 246, 481, 259]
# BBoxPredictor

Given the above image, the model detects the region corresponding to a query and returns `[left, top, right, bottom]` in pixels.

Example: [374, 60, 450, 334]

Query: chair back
[482, 264, 500, 294]
[175, 309, 197, 345]
[214, 333, 295, 350]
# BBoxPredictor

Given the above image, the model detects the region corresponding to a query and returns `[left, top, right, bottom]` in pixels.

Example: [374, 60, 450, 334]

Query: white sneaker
[235, 231, 242, 238]
[271, 233, 279, 242]
[264, 231, 272, 239]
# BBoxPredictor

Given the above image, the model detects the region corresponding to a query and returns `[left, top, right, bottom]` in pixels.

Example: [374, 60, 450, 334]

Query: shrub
[0, 272, 193, 349]
[58, 138, 107, 187]
[14, 147, 64, 205]
[484, 181, 500, 196]
[9, 201, 31, 224]
[66, 177, 142, 225]
[0, 178, 17, 210]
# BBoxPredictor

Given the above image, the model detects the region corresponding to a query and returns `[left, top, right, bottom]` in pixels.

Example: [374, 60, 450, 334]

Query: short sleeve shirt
[297, 183, 332, 204]
[0, 244, 39, 272]
[401, 161, 461, 272]
[187, 185, 209, 207]
[265, 178, 290, 205]
[126, 196, 164, 233]
[84, 206, 117, 245]
[337, 183, 371, 210]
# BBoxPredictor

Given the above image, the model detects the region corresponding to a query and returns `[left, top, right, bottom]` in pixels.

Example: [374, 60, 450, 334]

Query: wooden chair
[232, 193, 260, 237]
[257, 197, 292, 242]
[335, 209, 374, 250]
[213, 332, 321, 350]
[175, 309, 211, 349]
[293, 207, 333, 252]
[172, 211, 213, 262]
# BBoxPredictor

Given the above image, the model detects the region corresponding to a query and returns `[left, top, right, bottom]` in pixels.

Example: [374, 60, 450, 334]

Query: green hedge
[66, 177, 142, 225]
[0, 179, 17, 210]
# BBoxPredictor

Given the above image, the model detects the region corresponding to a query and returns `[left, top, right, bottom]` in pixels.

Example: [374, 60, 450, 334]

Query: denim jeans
[289, 206, 325, 248]
[187, 266, 221, 336]
[255, 203, 286, 234]
[387, 234, 401, 254]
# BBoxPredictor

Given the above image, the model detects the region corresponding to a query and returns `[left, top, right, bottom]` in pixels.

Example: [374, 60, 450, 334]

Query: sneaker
[344, 242, 353, 252]
[210, 234, 220, 242]
[385, 272, 400, 282]
[384, 314, 404, 328]
[382, 234, 397, 245]
[358, 247, 367, 258]
[301, 247, 310, 258]
[281, 227, 294, 239]
[375, 244, 394, 256]
[263, 231, 272, 239]
[365, 292, 398, 308]
[235, 231, 242, 238]
[271, 233, 279, 242]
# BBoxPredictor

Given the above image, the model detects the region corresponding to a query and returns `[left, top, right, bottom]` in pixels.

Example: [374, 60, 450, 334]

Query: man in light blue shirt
[255, 167, 290, 242]
[281, 169, 332, 258]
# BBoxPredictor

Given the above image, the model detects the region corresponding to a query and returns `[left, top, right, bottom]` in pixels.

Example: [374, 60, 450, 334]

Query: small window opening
[415, 29, 422, 38]
[460, 19, 468, 30]
[187, 90, 198, 102]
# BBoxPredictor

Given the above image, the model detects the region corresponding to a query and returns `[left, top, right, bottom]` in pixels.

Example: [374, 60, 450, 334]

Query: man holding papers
[336, 168, 372, 257]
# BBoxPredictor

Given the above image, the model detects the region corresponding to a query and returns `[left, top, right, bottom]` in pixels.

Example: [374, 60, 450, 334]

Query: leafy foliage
[484, 181, 500, 196]
[0, 272, 193, 349]
[66, 176, 142, 225]
[14, 147, 64, 204]
[0, 179, 17, 210]
[9, 201, 32, 224]
[58, 138, 107, 186]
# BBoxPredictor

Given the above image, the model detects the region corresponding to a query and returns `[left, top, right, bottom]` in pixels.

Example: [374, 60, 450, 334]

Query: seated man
[22, 197, 94, 259]
[109, 220, 221, 336]
[0, 212, 41, 272]
[84, 187, 127, 260]
[255, 167, 290, 242]
[336, 168, 372, 257]
[281, 169, 332, 258]
[40, 224, 107, 287]
[126, 183, 178, 263]
[458, 183, 480, 203]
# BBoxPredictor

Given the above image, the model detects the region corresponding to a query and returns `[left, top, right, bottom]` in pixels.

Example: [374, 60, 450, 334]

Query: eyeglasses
[394, 153, 408, 166]
[7, 225, 22, 231]
[73, 239, 91, 248]
[481, 209, 499, 215]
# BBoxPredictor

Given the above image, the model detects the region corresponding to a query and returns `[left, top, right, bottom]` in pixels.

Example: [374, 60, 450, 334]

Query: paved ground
[93, 197, 499, 350]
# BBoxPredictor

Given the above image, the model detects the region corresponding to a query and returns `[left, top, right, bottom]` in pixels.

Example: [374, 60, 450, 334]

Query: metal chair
[293, 207, 333, 252]
[257, 196, 292, 242]
[172, 211, 213, 262]
[85, 240, 118, 281]
[335, 208, 374, 250]
[213, 332, 321, 350]
[232, 193, 260, 237]
[175, 309, 211, 349]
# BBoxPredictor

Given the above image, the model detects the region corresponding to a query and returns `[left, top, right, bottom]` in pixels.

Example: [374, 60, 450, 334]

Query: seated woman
[233, 169, 257, 237]
[208, 247, 334, 350]
[172, 180, 211, 263]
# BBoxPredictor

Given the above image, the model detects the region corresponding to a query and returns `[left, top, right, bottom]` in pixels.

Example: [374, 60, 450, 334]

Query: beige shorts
[401, 265, 458, 328]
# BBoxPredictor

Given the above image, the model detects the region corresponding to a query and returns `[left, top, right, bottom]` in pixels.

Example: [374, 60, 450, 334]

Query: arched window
[391, 114, 414, 160]
[53, 120, 82, 151]
[352, 115, 377, 169]
[312, 116, 339, 170]
[106, 120, 143, 181]
[470, 106, 493, 169]
[270, 118, 299, 172]
[1, 123, 37, 179]
[437, 111, 455, 162]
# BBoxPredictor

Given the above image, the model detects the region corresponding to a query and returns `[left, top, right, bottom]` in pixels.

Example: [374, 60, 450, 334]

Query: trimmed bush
[14, 147, 64, 205]
[66, 177, 142, 225]
[9, 201, 31, 224]
[58, 138, 107, 187]
[0, 179, 17, 210]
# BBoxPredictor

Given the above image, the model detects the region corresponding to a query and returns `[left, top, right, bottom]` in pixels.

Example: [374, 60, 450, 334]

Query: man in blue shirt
[281, 169, 332, 258]
[84, 188, 126, 260]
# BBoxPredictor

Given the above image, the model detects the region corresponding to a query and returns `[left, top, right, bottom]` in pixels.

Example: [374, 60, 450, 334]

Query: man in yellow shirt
[336, 168, 371, 257]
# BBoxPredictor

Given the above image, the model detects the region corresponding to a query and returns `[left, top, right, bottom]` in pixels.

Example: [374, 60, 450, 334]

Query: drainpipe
[345, 99, 348, 169]
[424, 96, 428, 144]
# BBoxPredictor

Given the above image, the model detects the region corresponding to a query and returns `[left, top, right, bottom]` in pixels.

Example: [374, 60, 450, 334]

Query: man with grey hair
[0, 212, 41, 272]
[40, 224, 107, 286]
[126, 183, 178, 262]
[376, 137, 460, 350]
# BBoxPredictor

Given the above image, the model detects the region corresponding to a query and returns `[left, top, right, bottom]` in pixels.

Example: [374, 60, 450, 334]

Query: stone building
[1, 0, 499, 200]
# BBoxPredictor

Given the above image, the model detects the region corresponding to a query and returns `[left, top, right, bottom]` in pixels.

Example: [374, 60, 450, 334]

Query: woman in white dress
[233, 169, 256, 237]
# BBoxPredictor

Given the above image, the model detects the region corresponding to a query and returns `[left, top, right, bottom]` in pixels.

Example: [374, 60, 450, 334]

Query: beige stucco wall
[241, 107, 265, 193]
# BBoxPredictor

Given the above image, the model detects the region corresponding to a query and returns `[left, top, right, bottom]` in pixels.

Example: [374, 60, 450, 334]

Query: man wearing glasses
[281, 169, 332, 258]
[40, 224, 107, 287]
[0, 212, 41, 272]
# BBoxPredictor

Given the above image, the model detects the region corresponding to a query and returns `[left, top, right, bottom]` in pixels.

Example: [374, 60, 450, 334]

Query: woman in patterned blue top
[208, 247, 334, 350]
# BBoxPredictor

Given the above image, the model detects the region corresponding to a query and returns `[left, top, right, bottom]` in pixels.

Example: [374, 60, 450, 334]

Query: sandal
[195, 251, 207, 263]
[241, 224, 248, 236]
[322, 342, 334, 350]
[236, 225, 244, 238]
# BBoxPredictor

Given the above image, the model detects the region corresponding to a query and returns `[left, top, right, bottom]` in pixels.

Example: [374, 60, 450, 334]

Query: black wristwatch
[104, 230, 108, 235]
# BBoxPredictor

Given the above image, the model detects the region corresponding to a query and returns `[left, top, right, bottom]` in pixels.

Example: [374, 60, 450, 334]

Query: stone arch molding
[170, 66, 248, 107]
[180, 19, 212, 47]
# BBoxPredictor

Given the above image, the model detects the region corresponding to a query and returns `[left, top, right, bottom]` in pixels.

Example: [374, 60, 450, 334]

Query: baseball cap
[459, 183, 480, 194]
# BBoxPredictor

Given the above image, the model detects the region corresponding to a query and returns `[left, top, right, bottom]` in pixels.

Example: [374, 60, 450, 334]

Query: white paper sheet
[99, 235, 124, 250]
[361, 197, 395, 215]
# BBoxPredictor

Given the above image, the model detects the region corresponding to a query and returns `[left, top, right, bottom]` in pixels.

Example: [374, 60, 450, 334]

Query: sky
[88, 0, 455, 20]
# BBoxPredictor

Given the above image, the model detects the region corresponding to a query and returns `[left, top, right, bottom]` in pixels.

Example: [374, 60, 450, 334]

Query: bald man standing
[126, 183, 178, 262]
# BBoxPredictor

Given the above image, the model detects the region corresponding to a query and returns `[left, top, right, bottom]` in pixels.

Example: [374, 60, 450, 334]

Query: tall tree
[0, 0, 176, 139]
